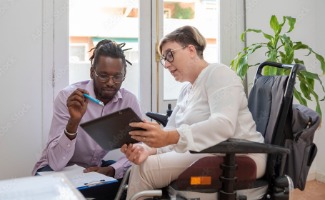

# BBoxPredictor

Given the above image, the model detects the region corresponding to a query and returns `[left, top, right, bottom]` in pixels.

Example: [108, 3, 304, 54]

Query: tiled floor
[291, 180, 325, 200]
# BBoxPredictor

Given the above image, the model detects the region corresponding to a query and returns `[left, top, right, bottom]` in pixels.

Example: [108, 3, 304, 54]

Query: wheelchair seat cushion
[170, 156, 259, 191]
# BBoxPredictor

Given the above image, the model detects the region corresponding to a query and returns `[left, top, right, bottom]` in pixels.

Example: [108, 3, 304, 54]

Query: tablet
[80, 107, 143, 150]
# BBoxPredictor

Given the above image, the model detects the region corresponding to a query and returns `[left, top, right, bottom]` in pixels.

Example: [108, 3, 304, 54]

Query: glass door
[69, 0, 140, 95]
[68, 0, 221, 115]
[156, 0, 220, 113]
[69, 0, 155, 114]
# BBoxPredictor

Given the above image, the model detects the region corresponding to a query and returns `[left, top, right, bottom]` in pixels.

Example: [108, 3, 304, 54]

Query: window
[67, 0, 242, 113]
[69, 43, 88, 63]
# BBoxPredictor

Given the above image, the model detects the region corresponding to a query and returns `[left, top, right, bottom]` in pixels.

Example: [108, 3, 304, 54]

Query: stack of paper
[38, 165, 117, 189]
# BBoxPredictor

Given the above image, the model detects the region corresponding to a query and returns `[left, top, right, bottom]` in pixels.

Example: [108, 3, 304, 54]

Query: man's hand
[84, 166, 115, 177]
[65, 88, 89, 139]
[67, 88, 89, 122]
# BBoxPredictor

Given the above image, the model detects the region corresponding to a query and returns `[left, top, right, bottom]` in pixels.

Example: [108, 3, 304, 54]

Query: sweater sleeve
[45, 90, 77, 171]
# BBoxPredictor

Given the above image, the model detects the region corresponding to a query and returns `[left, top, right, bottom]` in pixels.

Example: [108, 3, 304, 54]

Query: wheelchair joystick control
[166, 104, 173, 117]
[145, 104, 172, 127]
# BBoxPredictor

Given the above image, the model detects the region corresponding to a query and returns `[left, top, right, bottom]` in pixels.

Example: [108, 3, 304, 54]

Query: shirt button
[67, 144, 70, 147]
[63, 156, 66, 160]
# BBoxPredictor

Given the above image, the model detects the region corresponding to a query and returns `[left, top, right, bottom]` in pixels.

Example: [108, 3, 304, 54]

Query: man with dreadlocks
[32, 40, 141, 185]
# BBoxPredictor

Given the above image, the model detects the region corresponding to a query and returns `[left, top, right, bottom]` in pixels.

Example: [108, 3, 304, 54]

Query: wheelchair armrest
[146, 112, 168, 127]
[190, 138, 290, 155]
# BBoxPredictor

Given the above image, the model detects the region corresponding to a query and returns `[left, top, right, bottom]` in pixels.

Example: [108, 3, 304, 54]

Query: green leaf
[285, 16, 296, 33]
[247, 43, 263, 55]
[237, 55, 249, 78]
[248, 63, 261, 68]
[263, 65, 278, 75]
[305, 74, 315, 90]
[300, 71, 325, 94]
[263, 33, 273, 41]
[293, 42, 309, 50]
[279, 16, 287, 27]
[241, 29, 262, 42]
[300, 70, 319, 80]
[267, 41, 274, 51]
[279, 51, 286, 63]
[263, 66, 270, 75]
[231, 50, 250, 79]
[293, 89, 307, 106]
[309, 90, 322, 117]
[230, 52, 245, 72]
[298, 72, 325, 115]
[299, 81, 312, 100]
[294, 58, 304, 64]
[231, 44, 264, 74]
[268, 49, 278, 62]
[314, 53, 325, 74]
[270, 15, 280, 34]
[280, 34, 294, 63]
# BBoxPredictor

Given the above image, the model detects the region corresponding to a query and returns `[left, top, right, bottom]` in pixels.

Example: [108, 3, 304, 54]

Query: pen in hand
[83, 93, 104, 106]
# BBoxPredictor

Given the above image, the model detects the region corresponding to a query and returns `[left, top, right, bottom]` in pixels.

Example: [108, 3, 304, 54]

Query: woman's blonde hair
[158, 25, 206, 59]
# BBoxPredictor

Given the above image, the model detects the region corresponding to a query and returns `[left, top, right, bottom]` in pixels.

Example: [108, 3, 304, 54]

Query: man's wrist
[106, 166, 115, 177]
[65, 118, 80, 135]
[64, 128, 77, 136]
[66, 119, 80, 131]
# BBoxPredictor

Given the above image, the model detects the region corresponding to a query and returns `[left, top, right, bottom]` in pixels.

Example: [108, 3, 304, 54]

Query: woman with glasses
[121, 26, 266, 199]
[32, 39, 141, 198]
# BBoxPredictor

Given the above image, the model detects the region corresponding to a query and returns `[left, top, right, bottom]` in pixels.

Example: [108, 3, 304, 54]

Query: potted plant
[230, 15, 325, 116]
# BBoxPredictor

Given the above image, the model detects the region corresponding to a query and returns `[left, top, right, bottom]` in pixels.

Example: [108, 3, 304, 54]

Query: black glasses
[160, 46, 186, 68]
[94, 70, 125, 83]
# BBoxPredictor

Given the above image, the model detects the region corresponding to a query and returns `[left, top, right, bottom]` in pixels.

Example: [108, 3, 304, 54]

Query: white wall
[219, 0, 245, 66]
[0, 0, 68, 180]
[0, 0, 46, 179]
[314, 0, 325, 181]
[245, 0, 325, 180]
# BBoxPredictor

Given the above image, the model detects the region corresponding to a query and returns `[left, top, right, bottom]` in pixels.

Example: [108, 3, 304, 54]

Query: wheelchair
[115, 61, 309, 200]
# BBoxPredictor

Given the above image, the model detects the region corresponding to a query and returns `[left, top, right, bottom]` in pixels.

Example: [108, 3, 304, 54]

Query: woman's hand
[121, 144, 151, 165]
[84, 166, 115, 177]
[129, 120, 179, 148]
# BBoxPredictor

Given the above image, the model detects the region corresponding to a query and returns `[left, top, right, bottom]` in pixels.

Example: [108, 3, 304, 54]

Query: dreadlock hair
[89, 39, 132, 74]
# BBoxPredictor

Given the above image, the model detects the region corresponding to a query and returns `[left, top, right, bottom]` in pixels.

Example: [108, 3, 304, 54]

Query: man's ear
[90, 67, 95, 79]
[122, 67, 127, 77]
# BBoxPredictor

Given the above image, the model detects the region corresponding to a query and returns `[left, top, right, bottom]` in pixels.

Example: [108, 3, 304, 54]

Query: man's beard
[93, 82, 117, 103]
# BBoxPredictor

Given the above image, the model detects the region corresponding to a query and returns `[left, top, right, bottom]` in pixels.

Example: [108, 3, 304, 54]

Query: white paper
[38, 165, 117, 188]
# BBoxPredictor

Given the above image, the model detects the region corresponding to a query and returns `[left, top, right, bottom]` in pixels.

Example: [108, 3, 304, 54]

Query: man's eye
[99, 75, 108, 78]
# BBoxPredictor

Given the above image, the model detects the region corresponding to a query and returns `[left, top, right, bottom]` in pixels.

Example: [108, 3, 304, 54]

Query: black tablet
[80, 107, 143, 150]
